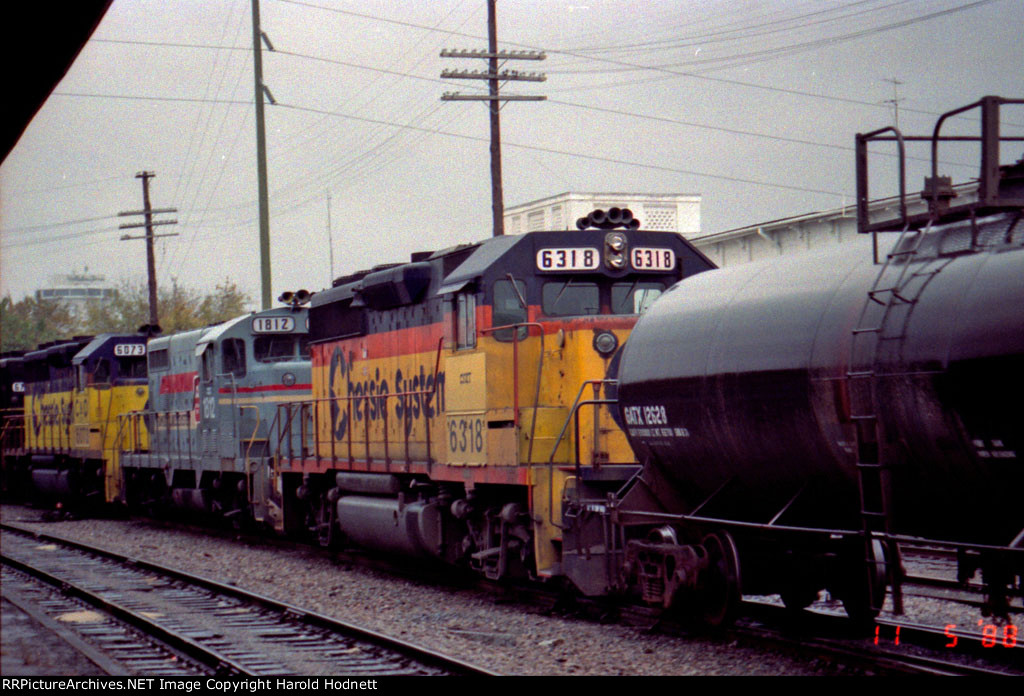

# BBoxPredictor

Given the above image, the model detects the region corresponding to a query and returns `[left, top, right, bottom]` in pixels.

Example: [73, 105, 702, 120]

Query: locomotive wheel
[838, 538, 887, 627]
[699, 531, 742, 628]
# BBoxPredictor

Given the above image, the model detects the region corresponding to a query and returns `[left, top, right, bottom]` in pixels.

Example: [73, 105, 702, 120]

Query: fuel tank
[617, 214, 1024, 545]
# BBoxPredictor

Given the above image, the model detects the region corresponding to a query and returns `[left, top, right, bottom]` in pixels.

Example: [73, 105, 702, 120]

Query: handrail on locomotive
[270, 337, 445, 469]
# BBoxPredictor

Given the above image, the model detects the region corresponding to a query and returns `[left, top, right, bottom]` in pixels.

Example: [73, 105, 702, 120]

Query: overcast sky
[2, 0, 1022, 305]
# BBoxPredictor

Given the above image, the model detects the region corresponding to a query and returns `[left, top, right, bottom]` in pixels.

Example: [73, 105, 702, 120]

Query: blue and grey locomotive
[118, 301, 311, 525]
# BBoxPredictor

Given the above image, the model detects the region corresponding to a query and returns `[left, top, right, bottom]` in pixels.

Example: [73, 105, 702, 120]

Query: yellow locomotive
[271, 221, 714, 586]
[15, 334, 149, 503]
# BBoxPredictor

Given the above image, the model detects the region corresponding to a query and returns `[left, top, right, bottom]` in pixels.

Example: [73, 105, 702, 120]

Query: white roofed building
[34, 269, 117, 319]
[505, 192, 701, 239]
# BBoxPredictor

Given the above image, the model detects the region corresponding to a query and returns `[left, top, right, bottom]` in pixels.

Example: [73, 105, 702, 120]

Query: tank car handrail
[859, 96, 1024, 237]
[856, 124, 907, 251]
[929, 97, 1024, 207]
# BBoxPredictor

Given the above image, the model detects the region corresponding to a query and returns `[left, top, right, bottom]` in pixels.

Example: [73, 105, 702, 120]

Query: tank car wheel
[699, 531, 742, 628]
[780, 585, 820, 612]
[838, 538, 887, 627]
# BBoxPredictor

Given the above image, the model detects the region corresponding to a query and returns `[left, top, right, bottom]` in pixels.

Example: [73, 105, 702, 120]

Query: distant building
[35, 269, 117, 319]
[691, 182, 980, 267]
[505, 192, 701, 238]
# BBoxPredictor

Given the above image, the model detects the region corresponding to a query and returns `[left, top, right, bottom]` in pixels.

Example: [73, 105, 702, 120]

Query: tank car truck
[118, 301, 311, 524]
[270, 223, 714, 580]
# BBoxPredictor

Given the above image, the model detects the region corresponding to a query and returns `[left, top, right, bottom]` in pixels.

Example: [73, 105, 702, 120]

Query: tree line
[1, 279, 250, 353]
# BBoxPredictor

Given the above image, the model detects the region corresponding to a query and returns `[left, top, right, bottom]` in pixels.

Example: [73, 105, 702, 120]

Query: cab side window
[492, 279, 528, 342]
[456, 293, 476, 349]
[222, 338, 247, 378]
[201, 346, 214, 383]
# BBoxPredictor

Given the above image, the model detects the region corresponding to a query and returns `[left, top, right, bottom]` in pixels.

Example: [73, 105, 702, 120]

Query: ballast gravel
[2, 504, 853, 676]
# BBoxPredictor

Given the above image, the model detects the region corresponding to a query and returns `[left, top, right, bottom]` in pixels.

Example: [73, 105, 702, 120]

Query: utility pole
[119, 171, 178, 327]
[326, 190, 335, 284]
[441, 0, 545, 237]
[252, 0, 276, 309]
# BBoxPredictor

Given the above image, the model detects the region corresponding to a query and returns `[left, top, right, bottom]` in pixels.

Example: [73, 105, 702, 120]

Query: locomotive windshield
[612, 281, 664, 314]
[254, 335, 309, 363]
[540, 278, 666, 317]
[543, 280, 599, 316]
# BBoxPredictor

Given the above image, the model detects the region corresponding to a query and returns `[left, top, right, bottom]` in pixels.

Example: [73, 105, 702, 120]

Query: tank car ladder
[847, 222, 936, 615]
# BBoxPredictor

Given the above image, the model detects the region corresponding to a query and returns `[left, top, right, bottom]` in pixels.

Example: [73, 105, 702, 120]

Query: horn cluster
[576, 207, 640, 231]
[278, 289, 312, 307]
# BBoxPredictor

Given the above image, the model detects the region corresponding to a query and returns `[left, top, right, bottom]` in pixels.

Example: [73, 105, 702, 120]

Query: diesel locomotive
[269, 225, 714, 579]
[2, 96, 1021, 628]
[1, 332, 150, 504]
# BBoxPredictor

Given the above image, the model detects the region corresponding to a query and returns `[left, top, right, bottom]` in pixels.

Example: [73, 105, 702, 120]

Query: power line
[272, 0, 998, 122]
[271, 100, 846, 197]
[556, 0, 893, 56]
[52, 91, 251, 106]
[1, 213, 120, 235]
[1, 224, 121, 249]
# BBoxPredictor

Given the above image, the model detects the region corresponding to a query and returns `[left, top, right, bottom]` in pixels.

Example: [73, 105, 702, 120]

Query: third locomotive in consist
[2, 97, 1022, 629]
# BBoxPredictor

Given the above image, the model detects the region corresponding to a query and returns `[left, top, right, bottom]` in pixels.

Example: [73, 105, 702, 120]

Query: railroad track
[738, 601, 1022, 676]
[4, 511, 1019, 676]
[0, 523, 497, 677]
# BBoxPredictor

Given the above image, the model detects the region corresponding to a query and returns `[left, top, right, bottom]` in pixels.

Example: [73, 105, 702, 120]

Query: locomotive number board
[114, 343, 147, 356]
[536, 247, 601, 271]
[536, 247, 676, 271]
[630, 248, 676, 271]
[253, 316, 296, 333]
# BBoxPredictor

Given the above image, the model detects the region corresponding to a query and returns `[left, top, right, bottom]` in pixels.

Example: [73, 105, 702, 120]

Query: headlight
[604, 232, 628, 270]
[282, 372, 296, 386]
[593, 331, 618, 356]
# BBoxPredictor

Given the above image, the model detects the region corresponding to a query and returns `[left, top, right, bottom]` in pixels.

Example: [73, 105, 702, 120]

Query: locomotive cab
[69, 333, 150, 501]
